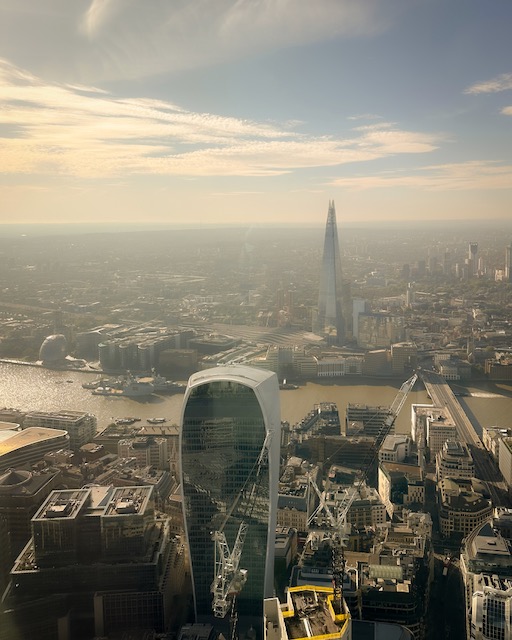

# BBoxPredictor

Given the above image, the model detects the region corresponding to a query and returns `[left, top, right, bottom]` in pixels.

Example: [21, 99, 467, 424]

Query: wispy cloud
[465, 72, 512, 95]
[331, 161, 512, 191]
[0, 60, 438, 180]
[502, 106, 512, 116]
[0, 0, 387, 83]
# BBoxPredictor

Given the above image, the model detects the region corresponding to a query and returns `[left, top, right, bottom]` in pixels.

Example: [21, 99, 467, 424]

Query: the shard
[317, 200, 345, 344]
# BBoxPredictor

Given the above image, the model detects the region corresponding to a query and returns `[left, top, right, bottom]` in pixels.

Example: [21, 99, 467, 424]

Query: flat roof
[25, 410, 90, 420]
[33, 485, 153, 521]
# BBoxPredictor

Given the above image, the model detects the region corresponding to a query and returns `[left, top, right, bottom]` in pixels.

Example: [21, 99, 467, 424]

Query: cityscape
[1, 2, 512, 639]
[0, 207, 511, 640]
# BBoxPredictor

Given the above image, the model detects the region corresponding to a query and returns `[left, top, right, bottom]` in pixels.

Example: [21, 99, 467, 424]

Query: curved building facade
[180, 366, 280, 631]
[39, 334, 67, 364]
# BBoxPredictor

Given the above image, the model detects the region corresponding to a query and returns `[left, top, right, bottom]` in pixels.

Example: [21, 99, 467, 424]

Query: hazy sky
[1, 1, 511, 225]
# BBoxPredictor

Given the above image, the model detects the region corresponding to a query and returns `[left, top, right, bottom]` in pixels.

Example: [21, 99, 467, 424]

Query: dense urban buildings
[180, 366, 280, 633]
[2, 485, 185, 639]
[1, 218, 512, 638]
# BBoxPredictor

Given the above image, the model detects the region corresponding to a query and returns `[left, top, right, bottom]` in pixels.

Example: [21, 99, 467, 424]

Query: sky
[0, 0, 511, 226]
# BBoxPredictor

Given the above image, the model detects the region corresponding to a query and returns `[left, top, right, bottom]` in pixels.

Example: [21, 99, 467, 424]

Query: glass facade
[181, 375, 275, 627]
[317, 200, 345, 344]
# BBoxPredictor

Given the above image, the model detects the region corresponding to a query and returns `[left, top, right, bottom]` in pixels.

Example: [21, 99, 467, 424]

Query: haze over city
[1, 0, 511, 225]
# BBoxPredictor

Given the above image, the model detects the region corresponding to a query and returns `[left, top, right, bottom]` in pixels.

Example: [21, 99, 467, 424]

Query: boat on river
[91, 375, 155, 398]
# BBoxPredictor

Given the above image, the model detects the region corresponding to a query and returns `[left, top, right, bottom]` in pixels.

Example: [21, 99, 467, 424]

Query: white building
[411, 404, 458, 459]
[471, 577, 512, 640]
[379, 434, 411, 463]
[317, 355, 363, 377]
[436, 440, 475, 481]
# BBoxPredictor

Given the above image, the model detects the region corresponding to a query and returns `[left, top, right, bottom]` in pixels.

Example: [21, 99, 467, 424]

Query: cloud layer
[331, 161, 512, 191]
[0, 60, 438, 181]
[465, 73, 512, 95]
[0, 0, 385, 83]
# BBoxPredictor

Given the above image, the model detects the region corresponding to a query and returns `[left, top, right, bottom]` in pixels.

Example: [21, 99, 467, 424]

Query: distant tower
[468, 242, 478, 277]
[317, 201, 345, 344]
[180, 366, 280, 633]
[505, 242, 512, 283]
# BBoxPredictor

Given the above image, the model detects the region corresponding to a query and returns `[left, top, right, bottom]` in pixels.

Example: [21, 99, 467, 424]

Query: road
[420, 370, 508, 506]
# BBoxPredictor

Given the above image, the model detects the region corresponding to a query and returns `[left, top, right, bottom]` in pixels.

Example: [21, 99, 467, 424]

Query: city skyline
[0, 1, 511, 225]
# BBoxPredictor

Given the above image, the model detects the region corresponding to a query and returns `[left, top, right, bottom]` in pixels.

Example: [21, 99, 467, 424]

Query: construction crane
[210, 432, 271, 640]
[300, 373, 418, 613]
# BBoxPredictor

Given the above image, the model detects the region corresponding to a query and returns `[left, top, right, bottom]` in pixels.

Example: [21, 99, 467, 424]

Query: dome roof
[39, 334, 67, 362]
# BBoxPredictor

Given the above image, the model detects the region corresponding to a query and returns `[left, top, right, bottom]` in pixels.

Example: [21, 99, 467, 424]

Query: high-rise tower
[180, 366, 280, 632]
[317, 200, 345, 344]
[505, 241, 512, 283]
[468, 242, 478, 277]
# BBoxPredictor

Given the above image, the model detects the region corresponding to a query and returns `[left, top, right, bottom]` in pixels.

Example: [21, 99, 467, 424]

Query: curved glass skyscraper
[180, 366, 280, 632]
[317, 200, 345, 345]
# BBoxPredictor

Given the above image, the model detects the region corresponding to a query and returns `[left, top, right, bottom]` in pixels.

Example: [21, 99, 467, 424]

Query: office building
[346, 403, 391, 440]
[461, 513, 512, 638]
[378, 435, 411, 464]
[325, 481, 387, 529]
[468, 242, 478, 277]
[23, 410, 96, 451]
[438, 478, 492, 538]
[505, 242, 512, 283]
[436, 440, 475, 481]
[360, 512, 433, 640]
[317, 201, 345, 345]
[277, 459, 318, 532]
[180, 365, 280, 631]
[471, 576, 512, 640]
[378, 462, 425, 518]
[411, 404, 458, 457]
[317, 354, 363, 377]
[118, 435, 169, 469]
[4, 486, 182, 638]
[391, 342, 417, 376]
[0, 467, 61, 593]
[0, 427, 69, 473]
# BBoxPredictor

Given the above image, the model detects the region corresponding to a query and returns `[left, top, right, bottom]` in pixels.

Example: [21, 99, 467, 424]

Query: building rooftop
[25, 410, 91, 421]
[188, 364, 275, 388]
[33, 485, 153, 521]
[0, 427, 68, 456]
[469, 521, 511, 562]
[282, 586, 350, 640]
[380, 462, 422, 481]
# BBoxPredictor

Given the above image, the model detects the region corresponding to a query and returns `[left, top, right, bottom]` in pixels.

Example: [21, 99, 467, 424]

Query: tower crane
[210, 432, 271, 640]
[300, 373, 418, 613]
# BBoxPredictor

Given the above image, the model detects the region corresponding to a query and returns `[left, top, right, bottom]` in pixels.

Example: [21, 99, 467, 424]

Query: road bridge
[419, 370, 508, 507]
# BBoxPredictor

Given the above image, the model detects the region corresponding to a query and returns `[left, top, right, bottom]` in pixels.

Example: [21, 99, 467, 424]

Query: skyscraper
[505, 241, 512, 283]
[180, 365, 280, 632]
[468, 241, 478, 277]
[317, 200, 345, 344]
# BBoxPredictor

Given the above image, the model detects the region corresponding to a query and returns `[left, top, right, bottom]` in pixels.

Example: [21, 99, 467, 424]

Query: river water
[1, 363, 512, 435]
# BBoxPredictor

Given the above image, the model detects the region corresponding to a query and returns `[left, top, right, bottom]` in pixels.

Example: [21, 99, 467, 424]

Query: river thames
[2, 363, 512, 436]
